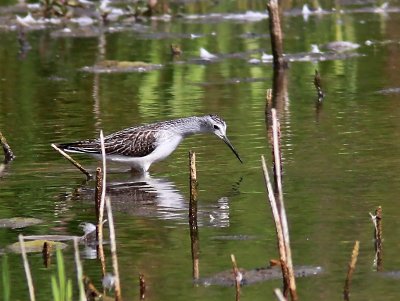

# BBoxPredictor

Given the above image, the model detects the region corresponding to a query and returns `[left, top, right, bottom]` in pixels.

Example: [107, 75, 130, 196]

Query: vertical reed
[189, 151, 200, 280]
[97, 131, 107, 278]
[106, 196, 122, 301]
[343, 241, 360, 301]
[261, 109, 297, 300]
[369, 206, 383, 271]
[42, 241, 51, 268]
[261, 156, 289, 294]
[18, 235, 36, 301]
[73, 237, 87, 301]
[230, 254, 241, 301]
[267, 0, 285, 69]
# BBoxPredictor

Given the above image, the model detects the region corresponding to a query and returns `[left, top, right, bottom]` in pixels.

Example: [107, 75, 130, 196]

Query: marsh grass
[51, 248, 73, 301]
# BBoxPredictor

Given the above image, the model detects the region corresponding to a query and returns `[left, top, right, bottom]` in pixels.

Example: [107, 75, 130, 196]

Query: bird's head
[204, 115, 243, 164]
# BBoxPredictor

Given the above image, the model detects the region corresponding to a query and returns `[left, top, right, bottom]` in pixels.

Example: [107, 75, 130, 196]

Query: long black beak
[221, 136, 243, 163]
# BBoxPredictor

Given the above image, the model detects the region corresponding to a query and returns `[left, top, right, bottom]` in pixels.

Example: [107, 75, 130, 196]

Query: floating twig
[230, 254, 241, 301]
[51, 143, 92, 180]
[343, 241, 360, 301]
[314, 69, 324, 102]
[73, 237, 87, 301]
[274, 288, 287, 301]
[19, 235, 36, 301]
[189, 151, 200, 280]
[0, 131, 15, 163]
[106, 196, 122, 301]
[369, 206, 383, 271]
[139, 273, 146, 300]
[267, 0, 286, 69]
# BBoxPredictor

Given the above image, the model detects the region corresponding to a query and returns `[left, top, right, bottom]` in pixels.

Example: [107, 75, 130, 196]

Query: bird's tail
[54, 141, 99, 154]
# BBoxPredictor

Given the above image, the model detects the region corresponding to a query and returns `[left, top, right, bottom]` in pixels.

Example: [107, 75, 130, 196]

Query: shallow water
[1, 0, 400, 300]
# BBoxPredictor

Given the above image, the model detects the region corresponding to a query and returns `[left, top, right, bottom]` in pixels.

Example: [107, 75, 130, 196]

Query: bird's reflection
[71, 172, 238, 228]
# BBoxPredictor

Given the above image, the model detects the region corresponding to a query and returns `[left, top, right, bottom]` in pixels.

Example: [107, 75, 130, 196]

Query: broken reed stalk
[343, 241, 360, 301]
[73, 237, 87, 301]
[267, 0, 285, 69]
[51, 144, 92, 180]
[369, 206, 383, 271]
[261, 155, 290, 295]
[274, 288, 287, 301]
[97, 131, 107, 278]
[230, 254, 241, 301]
[189, 151, 200, 280]
[139, 273, 146, 300]
[313, 70, 324, 102]
[106, 196, 122, 301]
[18, 234, 36, 301]
[0, 131, 15, 163]
[42, 241, 51, 268]
[94, 167, 103, 241]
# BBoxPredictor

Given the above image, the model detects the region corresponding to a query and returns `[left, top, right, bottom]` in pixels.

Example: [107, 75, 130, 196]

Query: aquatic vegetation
[51, 248, 73, 301]
[7, 240, 68, 253]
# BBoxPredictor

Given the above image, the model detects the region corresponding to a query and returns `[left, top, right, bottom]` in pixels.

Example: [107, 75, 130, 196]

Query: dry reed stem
[272, 109, 297, 300]
[262, 109, 297, 300]
[343, 240, 360, 301]
[139, 273, 146, 300]
[274, 288, 287, 301]
[271, 109, 283, 204]
[73, 237, 87, 301]
[0, 130, 15, 163]
[189, 151, 198, 201]
[97, 131, 107, 278]
[106, 196, 122, 301]
[94, 167, 103, 241]
[189, 151, 200, 280]
[230, 254, 241, 301]
[19, 234, 36, 301]
[261, 155, 289, 293]
[369, 207, 383, 271]
[42, 241, 51, 268]
[51, 143, 92, 180]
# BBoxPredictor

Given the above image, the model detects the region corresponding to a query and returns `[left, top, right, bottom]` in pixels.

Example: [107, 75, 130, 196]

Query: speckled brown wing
[57, 128, 159, 158]
[103, 129, 158, 157]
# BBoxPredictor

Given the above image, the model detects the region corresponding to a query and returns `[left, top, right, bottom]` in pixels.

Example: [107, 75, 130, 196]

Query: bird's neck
[175, 116, 208, 137]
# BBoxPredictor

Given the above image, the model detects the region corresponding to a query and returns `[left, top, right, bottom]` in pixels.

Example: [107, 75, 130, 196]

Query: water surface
[1, 0, 400, 300]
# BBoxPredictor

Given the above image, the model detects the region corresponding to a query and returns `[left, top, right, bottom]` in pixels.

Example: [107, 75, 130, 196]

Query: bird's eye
[213, 125, 220, 130]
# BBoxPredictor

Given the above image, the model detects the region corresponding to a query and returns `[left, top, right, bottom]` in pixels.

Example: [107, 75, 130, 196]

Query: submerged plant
[51, 248, 73, 301]
[2, 255, 10, 301]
